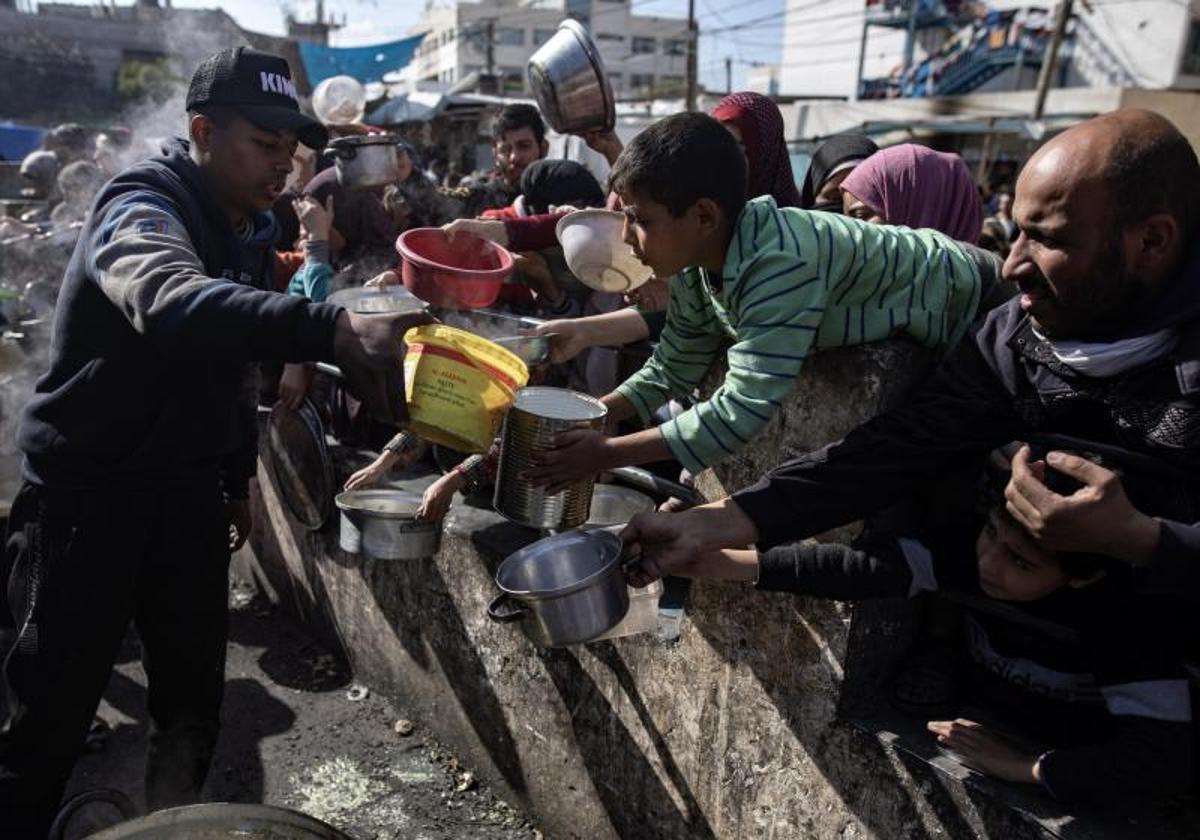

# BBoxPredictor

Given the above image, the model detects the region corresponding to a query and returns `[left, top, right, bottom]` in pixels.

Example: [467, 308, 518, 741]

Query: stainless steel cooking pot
[335, 489, 441, 560]
[488, 529, 629, 647]
[526, 20, 616, 135]
[493, 387, 608, 530]
[324, 133, 402, 190]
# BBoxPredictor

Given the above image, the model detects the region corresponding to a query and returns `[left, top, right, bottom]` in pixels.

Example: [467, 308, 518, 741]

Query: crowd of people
[0, 41, 1196, 836]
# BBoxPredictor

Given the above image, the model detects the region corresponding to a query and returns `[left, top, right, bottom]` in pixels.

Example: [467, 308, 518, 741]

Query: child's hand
[625, 276, 669, 311]
[927, 719, 1039, 784]
[443, 218, 508, 247]
[581, 129, 624, 165]
[293, 194, 334, 242]
[417, 471, 464, 521]
[534, 319, 592, 364]
[525, 429, 611, 494]
[364, 269, 400, 289]
[344, 457, 390, 492]
[277, 363, 314, 410]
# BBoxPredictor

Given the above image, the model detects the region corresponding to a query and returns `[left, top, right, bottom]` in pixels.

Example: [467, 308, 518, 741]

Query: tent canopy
[298, 34, 425, 86]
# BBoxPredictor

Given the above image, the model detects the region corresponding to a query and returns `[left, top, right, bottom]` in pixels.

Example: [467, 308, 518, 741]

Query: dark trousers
[0, 480, 231, 839]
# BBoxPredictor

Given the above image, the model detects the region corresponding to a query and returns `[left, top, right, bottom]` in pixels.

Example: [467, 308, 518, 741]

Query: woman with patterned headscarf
[710, 91, 802, 208]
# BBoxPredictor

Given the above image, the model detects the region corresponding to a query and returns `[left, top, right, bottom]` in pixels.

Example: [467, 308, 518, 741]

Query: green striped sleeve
[659, 202, 827, 473]
[615, 271, 725, 424]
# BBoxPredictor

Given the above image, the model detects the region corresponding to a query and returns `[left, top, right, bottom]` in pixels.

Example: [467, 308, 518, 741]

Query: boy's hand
[625, 276, 669, 311]
[364, 269, 400, 289]
[293, 194, 334, 242]
[333, 309, 435, 426]
[581, 129, 624, 165]
[344, 458, 389, 492]
[443, 218, 508, 247]
[1005, 445, 1160, 565]
[525, 429, 611, 493]
[534, 319, 592, 364]
[417, 471, 464, 521]
[927, 719, 1040, 784]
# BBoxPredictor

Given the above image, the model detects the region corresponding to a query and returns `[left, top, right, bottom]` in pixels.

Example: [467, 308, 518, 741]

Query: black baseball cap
[187, 47, 329, 150]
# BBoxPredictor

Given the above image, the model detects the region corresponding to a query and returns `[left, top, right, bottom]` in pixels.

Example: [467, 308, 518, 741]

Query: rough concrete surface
[59, 580, 538, 840]
[245, 340, 1200, 840]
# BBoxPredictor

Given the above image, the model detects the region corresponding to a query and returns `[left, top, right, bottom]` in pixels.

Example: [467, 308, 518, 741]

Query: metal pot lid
[266, 399, 334, 530]
[327, 133, 402, 149]
[327, 285, 427, 315]
[496, 529, 622, 599]
[335, 488, 424, 519]
[512, 386, 607, 421]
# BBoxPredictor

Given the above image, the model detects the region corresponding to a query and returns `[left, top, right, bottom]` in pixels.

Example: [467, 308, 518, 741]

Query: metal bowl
[327, 284, 427, 315]
[493, 333, 554, 366]
[82, 802, 352, 839]
[526, 20, 616, 135]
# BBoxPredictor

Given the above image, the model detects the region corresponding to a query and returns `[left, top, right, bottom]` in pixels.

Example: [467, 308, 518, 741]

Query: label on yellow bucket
[403, 324, 529, 453]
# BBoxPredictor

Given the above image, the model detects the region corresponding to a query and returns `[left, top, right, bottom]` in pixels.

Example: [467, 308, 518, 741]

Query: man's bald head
[1029, 109, 1198, 234]
[1006, 110, 1198, 340]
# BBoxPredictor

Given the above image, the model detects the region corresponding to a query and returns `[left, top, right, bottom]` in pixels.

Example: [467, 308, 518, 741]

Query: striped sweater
[615, 195, 987, 474]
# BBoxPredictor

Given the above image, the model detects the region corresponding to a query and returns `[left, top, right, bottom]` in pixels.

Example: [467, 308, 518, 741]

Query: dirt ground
[59, 576, 540, 840]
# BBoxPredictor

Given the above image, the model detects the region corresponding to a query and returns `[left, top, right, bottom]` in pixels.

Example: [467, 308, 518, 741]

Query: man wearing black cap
[0, 48, 427, 836]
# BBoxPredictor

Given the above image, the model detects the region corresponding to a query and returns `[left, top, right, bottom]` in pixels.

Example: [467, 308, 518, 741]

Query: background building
[401, 0, 690, 100]
[778, 0, 1200, 100]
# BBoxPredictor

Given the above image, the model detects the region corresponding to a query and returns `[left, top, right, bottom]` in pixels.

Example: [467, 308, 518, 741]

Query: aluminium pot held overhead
[324, 133, 403, 190]
[526, 20, 616, 135]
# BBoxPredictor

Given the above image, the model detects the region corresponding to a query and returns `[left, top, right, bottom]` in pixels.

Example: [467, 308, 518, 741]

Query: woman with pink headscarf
[840, 143, 983, 243]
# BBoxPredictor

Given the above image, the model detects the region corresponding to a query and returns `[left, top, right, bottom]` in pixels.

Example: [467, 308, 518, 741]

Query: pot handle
[487, 592, 527, 623]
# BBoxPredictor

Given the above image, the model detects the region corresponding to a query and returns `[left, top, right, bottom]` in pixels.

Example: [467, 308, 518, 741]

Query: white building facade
[404, 0, 690, 100]
[776, 0, 1200, 99]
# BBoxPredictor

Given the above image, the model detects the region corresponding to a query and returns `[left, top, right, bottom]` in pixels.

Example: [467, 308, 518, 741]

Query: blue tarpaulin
[298, 35, 425, 86]
[0, 123, 46, 162]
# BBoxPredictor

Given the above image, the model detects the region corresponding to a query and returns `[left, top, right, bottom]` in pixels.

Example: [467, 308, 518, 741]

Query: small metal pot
[488, 529, 629, 647]
[324, 134, 403, 190]
[493, 387, 608, 530]
[526, 20, 616, 135]
[335, 489, 441, 560]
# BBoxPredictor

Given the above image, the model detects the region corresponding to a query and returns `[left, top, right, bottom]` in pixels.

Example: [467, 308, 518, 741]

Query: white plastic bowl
[555, 209, 654, 293]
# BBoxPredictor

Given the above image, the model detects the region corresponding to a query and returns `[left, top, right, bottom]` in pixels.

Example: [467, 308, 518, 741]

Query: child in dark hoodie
[628, 456, 1194, 802]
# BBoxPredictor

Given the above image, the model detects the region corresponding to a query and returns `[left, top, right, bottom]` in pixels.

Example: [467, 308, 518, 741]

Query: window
[632, 36, 657, 55]
[663, 38, 687, 56]
[534, 28, 556, 46]
[596, 33, 625, 42]
[495, 27, 525, 46]
[630, 73, 655, 91]
[608, 72, 623, 90]
[566, 0, 590, 28]
[1183, 20, 1200, 76]
[501, 67, 526, 94]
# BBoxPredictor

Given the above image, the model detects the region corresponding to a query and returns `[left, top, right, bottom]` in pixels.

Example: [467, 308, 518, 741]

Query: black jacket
[20, 140, 341, 497]
[735, 248, 1200, 595]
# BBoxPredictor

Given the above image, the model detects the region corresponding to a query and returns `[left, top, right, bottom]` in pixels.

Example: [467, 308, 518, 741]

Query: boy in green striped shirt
[527, 113, 989, 489]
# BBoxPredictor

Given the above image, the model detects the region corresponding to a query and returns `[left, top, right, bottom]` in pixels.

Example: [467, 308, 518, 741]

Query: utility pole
[1033, 0, 1072, 120]
[725, 56, 732, 94]
[484, 19, 496, 77]
[685, 0, 698, 111]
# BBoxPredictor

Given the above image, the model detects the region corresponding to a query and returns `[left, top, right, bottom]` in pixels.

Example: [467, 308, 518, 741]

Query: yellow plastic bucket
[403, 324, 529, 453]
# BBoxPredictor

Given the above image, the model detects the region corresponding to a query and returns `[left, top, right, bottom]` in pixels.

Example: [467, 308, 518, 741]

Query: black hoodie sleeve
[732, 306, 1028, 549]
[89, 192, 341, 362]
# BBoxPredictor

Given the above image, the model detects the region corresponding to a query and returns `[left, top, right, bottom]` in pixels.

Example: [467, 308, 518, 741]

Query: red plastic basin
[396, 228, 515, 309]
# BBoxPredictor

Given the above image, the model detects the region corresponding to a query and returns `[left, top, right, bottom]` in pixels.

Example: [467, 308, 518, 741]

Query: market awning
[298, 34, 425, 87]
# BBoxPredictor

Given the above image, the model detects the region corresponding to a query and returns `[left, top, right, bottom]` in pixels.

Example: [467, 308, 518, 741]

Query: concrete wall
[247, 340, 1200, 839]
